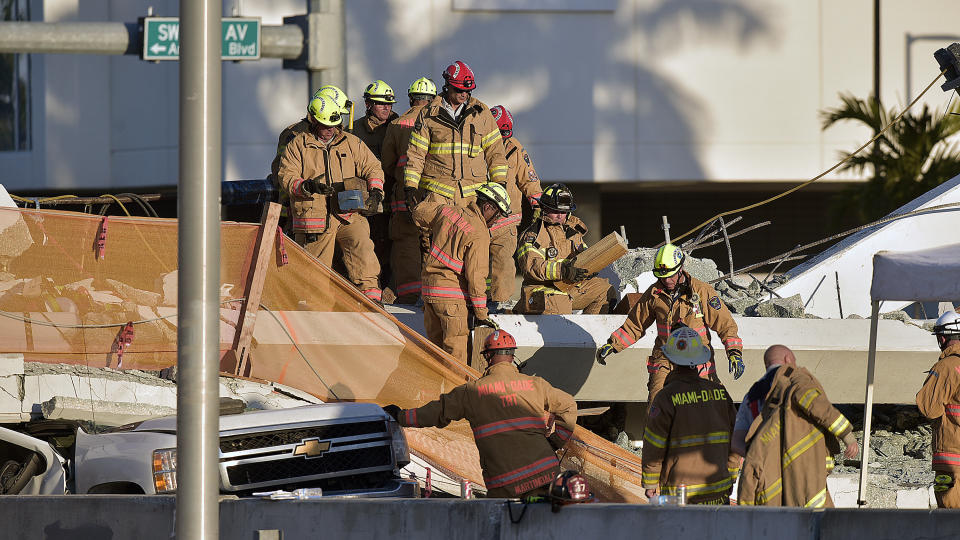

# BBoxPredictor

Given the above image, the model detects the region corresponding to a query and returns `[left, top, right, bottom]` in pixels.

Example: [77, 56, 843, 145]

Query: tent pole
[857, 300, 881, 507]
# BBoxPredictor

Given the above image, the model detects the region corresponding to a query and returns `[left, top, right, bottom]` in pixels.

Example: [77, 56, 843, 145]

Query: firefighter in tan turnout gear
[917, 310, 960, 508]
[737, 345, 858, 507]
[381, 77, 438, 303]
[515, 184, 612, 315]
[412, 182, 510, 364]
[596, 244, 744, 404]
[277, 95, 385, 303]
[350, 80, 400, 296]
[383, 329, 578, 498]
[402, 61, 508, 210]
[487, 105, 543, 311]
[641, 326, 739, 504]
[270, 85, 352, 231]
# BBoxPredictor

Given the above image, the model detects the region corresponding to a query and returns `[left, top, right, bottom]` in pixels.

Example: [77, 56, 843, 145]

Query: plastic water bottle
[678, 484, 687, 505]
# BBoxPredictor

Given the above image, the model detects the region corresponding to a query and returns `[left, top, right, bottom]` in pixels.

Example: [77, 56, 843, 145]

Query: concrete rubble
[0, 353, 323, 427]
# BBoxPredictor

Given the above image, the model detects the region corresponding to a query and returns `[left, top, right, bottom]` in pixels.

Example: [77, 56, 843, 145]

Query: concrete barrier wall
[5, 496, 960, 540]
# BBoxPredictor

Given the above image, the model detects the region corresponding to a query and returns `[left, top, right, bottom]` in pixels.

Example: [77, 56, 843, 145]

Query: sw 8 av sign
[142, 17, 261, 61]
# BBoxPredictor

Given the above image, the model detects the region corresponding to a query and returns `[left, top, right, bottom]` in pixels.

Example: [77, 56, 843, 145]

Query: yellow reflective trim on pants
[531, 286, 566, 296]
[804, 487, 827, 508]
[798, 388, 820, 410]
[827, 415, 851, 437]
[782, 428, 824, 468]
[643, 427, 667, 449]
[420, 179, 457, 198]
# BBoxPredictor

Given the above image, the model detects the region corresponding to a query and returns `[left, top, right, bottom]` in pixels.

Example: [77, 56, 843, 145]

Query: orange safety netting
[0, 206, 644, 502]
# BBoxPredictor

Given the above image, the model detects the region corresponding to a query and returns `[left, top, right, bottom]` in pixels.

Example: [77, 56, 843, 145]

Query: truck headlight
[152, 448, 177, 494]
[388, 420, 410, 468]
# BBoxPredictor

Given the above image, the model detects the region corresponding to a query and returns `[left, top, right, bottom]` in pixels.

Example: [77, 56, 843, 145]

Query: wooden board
[555, 231, 628, 292]
[220, 202, 281, 376]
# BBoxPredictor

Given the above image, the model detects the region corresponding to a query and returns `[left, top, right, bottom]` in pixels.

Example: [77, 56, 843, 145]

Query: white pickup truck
[0, 402, 417, 498]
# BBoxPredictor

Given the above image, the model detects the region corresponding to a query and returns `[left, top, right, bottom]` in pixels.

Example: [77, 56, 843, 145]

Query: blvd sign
[142, 17, 261, 61]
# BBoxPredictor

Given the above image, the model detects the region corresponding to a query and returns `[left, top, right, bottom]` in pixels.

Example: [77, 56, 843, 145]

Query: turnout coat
[737, 365, 854, 507]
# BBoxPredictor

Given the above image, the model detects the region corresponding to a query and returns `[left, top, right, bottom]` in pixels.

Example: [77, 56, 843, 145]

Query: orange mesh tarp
[0, 206, 644, 502]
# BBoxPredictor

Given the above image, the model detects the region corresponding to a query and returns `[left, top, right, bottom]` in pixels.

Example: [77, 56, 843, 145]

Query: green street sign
[142, 17, 261, 61]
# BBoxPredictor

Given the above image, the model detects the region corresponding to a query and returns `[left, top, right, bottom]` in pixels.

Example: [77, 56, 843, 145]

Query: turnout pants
[516, 276, 612, 315]
[488, 224, 518, 302]
[389, 210, 422, 303]
[295, 214, 382, 301]
[423, 299, 470, 364]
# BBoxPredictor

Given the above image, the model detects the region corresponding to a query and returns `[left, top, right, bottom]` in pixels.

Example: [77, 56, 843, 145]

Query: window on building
[1, 0, 30, 151]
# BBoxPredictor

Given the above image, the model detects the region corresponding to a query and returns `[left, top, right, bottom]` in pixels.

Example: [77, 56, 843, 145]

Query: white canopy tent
[857, 243, 960, 506]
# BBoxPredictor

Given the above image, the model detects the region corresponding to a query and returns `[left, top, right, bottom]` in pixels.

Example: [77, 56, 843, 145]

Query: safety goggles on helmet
[313, 85, 352, 115]
[475, 182, 511, 218]
[443, 60, 477, 91]
[539, 184, 575, 214]
[662, 326, 711, 366]
[408, 77, 438, 98]
[364, 79, 397, 104]
[653, 243, 685, 278]
[491, 105, 513, 139]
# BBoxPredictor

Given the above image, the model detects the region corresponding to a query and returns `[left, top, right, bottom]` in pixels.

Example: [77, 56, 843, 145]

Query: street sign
[142, 17, 261, 61]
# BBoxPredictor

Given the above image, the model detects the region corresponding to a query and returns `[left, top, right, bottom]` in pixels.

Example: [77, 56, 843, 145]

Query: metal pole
[177, 0, 220, 538]
[308, 0, 346, 96]
[661, 216, 671, 245]
[856, 299, 881, 507]
[0, 21, 302, 58]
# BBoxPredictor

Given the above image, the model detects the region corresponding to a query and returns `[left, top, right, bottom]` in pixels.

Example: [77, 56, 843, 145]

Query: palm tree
[820, 93, 960, 224]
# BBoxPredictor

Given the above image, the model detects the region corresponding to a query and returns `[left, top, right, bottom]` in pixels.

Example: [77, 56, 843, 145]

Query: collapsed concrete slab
[777, 173, 960, 318]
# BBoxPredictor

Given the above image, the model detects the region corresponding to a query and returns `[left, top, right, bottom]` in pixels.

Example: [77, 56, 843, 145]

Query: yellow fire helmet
[307, 96, 343, 127]
[475, 182, 511, 217]
[653, 243, 685, 278]
[662, 326, 711, 367]
[407, 77, 437, 98]
[363, 80, 397, 104]
[313, 85, 352, 115]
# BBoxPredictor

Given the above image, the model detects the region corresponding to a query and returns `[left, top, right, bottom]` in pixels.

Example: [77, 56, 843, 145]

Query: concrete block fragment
[753, 294, 805, 318]
[896, 487, 933, 509]
[0, 375, 23, 423]
[827, 474, 859, 508]
[0, 354, 24, 377]
[41, 395, 176, 426]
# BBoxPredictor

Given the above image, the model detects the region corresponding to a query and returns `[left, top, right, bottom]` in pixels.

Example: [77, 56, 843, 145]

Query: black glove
[404, 187, 421, 211]
[560, 259, 589, 282]
[361, 189, 383, 216]
[382, 404, 402, 422]
[303, 178, 335, 196]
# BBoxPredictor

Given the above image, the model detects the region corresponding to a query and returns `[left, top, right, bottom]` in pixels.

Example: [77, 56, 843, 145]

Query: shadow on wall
[517, 315, 599, 396]
[342, 0, 776, 188]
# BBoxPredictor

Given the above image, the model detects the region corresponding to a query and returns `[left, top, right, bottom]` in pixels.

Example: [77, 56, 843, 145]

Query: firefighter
[270, 85, 353, 231]
[380, 77, 438, 304]
[642, 326, 740, 505]
[917, 310, 960, 508]
[737, 345, 858, 507]
[276, 95, 385, 303]
[595, 243, 744, 404]
[731, 344, 795, 456]
[412, 182, 509, 364]
[514, 184, 613, 315]
[383, 329, 578, 498]
[487, 105, 544, 312]
[402, 60, 508, 211]
[350, 80, 400, 297]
